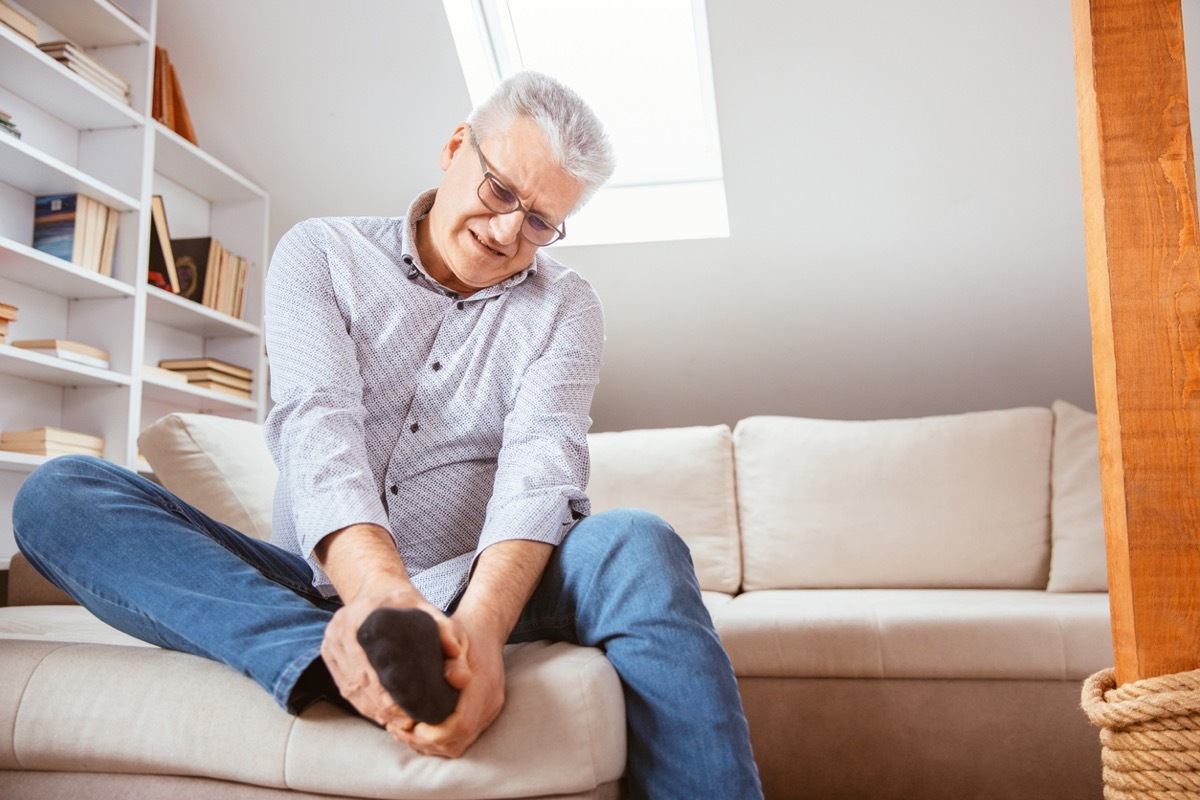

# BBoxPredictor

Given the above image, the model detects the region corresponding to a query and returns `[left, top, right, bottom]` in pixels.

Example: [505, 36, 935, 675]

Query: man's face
[419, 116, 584, 296]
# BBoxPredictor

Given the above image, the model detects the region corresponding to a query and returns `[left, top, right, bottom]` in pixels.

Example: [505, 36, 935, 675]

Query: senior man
[14, 71, 762, 799]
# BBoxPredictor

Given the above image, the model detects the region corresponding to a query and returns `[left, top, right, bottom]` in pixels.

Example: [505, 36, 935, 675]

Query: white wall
[158, 0, 1102, 432]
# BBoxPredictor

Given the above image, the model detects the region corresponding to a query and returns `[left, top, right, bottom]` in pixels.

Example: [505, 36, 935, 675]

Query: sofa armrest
[7, 552, 75, 607]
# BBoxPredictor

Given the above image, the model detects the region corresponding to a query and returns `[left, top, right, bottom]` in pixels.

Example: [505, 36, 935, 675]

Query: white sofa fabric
[0, 402, 1111, 799]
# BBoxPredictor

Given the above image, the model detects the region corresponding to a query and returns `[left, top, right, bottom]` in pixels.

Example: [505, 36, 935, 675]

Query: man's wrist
[316, 522, 415, 604]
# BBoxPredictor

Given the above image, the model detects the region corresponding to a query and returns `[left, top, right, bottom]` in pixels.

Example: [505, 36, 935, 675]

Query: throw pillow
[1047, 400, 1108, 592]
[138, 413, 277, 540]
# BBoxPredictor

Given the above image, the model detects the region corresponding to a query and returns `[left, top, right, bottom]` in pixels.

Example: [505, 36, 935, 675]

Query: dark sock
[356, 607, 460, 725]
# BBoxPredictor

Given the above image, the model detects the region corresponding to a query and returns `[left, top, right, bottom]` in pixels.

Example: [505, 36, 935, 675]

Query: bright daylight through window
[442, 0, 728, 247]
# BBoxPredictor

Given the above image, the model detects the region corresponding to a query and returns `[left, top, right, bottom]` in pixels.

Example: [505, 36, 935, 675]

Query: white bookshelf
[0, 0, 270, 569]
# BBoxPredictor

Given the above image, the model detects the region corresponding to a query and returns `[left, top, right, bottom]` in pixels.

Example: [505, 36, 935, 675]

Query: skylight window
[442, 0, 729, 247]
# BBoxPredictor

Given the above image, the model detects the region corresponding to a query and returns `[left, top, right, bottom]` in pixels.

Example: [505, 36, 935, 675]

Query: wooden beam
[1072, 0, 1200, 685]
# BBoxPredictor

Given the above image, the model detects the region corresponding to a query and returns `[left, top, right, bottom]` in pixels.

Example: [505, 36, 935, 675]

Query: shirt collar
[399, 189, 540, 298]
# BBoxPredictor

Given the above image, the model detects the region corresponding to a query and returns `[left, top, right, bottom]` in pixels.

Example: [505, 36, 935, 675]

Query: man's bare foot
[357, 607, 460, 724]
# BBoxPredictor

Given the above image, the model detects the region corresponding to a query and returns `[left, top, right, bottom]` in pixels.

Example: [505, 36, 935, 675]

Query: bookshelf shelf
[0, 450, 49, 474]
[142, 374, 258, 414]
[17, 0, 151, 48]
[145, 285, 260, 336]
[0, 134, 140, 211]
[0, 25, 142, 131]
[0, 0, 270, 565]
[153, 123, 265, 202]
[0, 237, 135, 298]
[0, 345, 131, 387]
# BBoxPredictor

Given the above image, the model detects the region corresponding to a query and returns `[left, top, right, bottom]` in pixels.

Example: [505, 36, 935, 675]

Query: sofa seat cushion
[733, 409, 1054, 591]
[0, 607, 625, 799]
[713, 589, 1111, 681]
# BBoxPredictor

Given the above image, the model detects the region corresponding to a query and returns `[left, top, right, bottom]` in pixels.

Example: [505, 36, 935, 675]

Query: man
[13, 71, 762, 799]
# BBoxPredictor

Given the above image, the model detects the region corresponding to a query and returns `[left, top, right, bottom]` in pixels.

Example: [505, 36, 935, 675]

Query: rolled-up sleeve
[477, 285, 605, 554]
[263, 219, 389, 582]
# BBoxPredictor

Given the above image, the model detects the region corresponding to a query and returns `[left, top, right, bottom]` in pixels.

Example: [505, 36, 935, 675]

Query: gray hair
[467, 70, 615, 211]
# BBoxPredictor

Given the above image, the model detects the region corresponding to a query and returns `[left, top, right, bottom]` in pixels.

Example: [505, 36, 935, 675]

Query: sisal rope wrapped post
[1081, 667, 1200, 799]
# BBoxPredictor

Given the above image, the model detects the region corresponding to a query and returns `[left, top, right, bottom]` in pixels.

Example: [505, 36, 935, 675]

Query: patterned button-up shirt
[263, 190, 604, 609]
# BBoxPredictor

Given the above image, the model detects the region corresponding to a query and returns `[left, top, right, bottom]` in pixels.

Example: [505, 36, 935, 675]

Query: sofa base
[741, 676, 1103, 800]
[0, 771, 623, 800]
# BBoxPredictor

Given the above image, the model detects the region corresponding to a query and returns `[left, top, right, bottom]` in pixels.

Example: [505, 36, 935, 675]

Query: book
[142, 364, 188, 384]
[1, 426, 105, 450]
[171, 236, 218, 304]
[0, 1, 36, 43]
[1, 442, 104, 458]
[158, 357, 252, 380]
[148, 195, 179, 293]
[0, 301, 17, 320]
[32, 194, 116, 272]
[171, 368, 252, 391]
[39, 41, 131, 102]
[190, 380, 251, 399]
[32, 194, 84, 264]
[99, 206, 119, 277]
[12, 338, 111, 369]
[0, 108, 20, 139]
[153, 47, 198, 145]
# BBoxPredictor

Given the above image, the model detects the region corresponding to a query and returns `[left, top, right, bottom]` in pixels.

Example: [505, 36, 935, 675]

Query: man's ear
[439, 124, 471, 171]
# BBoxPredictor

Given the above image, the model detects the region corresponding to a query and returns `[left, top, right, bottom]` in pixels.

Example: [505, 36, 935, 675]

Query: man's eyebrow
[484, 151, 560, 224]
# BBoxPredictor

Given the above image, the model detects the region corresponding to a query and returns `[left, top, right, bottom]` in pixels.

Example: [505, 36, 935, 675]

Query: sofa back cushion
[587, 425, 741, 593]
[138, 413, 278, 541]
[734, 408, 1053, 591]
[1048, 400, 1107, 592]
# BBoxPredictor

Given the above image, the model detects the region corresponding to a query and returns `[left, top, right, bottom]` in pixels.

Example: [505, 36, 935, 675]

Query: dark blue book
[32, 194, 82, 263]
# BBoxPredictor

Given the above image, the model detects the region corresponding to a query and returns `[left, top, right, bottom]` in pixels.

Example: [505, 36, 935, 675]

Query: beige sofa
[0, 401, 1111, 799]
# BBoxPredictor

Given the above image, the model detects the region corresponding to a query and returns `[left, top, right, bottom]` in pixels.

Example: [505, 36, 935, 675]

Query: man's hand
[386, 612, 506, 757]
[321, 587, 463, 734]
[389, 539, 555, 757]
[315, 523, 465, 736]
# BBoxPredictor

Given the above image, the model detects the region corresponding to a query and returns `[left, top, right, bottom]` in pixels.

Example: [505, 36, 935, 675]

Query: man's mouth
[471, 230, 505, 258]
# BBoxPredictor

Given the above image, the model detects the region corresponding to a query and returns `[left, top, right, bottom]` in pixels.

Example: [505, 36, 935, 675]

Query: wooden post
[1072, 0, 1200, 686]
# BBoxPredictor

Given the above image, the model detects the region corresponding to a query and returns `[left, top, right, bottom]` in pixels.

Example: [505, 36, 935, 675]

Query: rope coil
[1082, 667, 1200, 799]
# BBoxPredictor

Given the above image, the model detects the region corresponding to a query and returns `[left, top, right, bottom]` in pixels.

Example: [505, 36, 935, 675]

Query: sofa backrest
[733, 407, 1054, 591]
[586, 425, 741, 594]
[137, 414, 743, 594]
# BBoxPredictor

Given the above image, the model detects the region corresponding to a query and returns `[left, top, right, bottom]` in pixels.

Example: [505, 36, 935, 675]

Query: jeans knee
[581, 508, 695, 572]
[14, 455, 110, 548]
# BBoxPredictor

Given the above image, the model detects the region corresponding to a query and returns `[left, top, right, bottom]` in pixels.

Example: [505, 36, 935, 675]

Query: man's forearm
[315, 522, 417, 603]
[454, 539, 554, 643]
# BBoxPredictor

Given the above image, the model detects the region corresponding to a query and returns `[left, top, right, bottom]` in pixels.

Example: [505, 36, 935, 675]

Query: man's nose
[490, 211, 524, 246]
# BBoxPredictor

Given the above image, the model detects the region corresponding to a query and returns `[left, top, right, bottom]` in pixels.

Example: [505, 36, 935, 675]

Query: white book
[18, 346, 110, 370]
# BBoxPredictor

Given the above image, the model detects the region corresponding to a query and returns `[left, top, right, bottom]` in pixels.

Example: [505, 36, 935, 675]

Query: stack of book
[12, 339, 110, 369]
[0, 427, 104, 459]
[33, 194, 120, 276]
[159, 357, 253, 399]
[39, 40, 131, 105]
[172, 236, 250, 319]
[0, 1, 36, 43]
[0, 108, 19, 139]
[0, 302, 16, 344]
[153, 46, 196, 145]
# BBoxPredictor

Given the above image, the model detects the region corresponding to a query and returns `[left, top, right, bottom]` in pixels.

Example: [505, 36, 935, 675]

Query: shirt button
[409, 422, 419, 433]
[456, 301, 465, 310]
[407, 268, 418, 279]
[390, 485, 398, 495]
[431, 361, 442, 371]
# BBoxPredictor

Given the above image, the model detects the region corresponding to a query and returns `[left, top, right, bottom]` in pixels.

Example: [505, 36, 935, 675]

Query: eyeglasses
[468, 128, 567, 246]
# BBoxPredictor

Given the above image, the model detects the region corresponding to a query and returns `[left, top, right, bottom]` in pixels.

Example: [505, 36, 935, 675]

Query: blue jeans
[13, 455, 762, 799]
